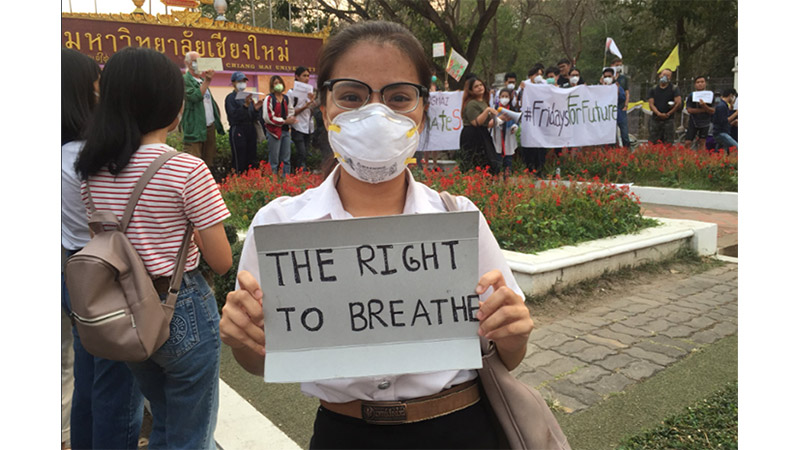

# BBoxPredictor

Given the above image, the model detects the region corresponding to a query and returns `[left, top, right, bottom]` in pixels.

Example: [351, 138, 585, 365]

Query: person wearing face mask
[491, 88, 519, 175]
[225, 71, 264, 174]
[545, 67, 560, 86]
[647, 68, 682, 144]
[566, 67, 584, 88]
[220, 21, 556, 449]
[288, 66, 317, 173]
[182, 51, 225, 168]
[602, 67, 630, 148]
[75, 47, 232, 450]
[460, 76, 501, 174]
[683, 75, 715, 151]
[263, 75, 297, 176]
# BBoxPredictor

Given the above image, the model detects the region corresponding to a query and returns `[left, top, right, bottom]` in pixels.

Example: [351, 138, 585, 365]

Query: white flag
[606, 37, 622, 59]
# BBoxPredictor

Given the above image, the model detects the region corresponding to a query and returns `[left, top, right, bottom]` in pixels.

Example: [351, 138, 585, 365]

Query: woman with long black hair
[459, 76, 500, 174]
[74, 47, 232, 449]
[61, 47, 145, 450]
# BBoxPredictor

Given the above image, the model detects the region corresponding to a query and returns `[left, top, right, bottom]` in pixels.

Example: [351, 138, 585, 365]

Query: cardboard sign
[235, 91, 264, 100]
[433, 42, 446, 58]
[518, 84, 617, 147]
[421, 91, 463, 151]
[446, 49, 469, 82]
[196, 57, 223, 72]
[290, 80, 315, 108]
[254, 212, 482, 382]
[692, 90, 714, 104]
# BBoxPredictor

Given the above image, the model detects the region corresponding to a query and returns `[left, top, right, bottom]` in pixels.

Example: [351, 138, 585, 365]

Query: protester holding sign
[492, 88, 519, 174]
[288, 66, 316, 173]
[460, 77, 500, 174]
[683, 75, 715, 151]
[225, 71, 263, 173]
[220, 21, 534, 449]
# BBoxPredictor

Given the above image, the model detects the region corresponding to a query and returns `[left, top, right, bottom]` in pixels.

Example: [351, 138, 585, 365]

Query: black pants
[520, 147, 548, 176]
[230, 123, 258, 174]
[292, 129, 312, 172]
[309, 397, 505, 449]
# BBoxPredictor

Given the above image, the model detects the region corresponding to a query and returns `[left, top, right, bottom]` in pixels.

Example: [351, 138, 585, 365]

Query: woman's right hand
[220, 270, 266, 356]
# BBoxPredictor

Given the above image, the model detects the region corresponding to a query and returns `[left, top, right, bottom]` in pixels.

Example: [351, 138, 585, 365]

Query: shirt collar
[289, 166, 440, 221]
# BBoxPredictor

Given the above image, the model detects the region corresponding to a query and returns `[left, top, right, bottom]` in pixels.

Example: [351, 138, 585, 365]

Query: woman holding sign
[221, 21, 535, 449]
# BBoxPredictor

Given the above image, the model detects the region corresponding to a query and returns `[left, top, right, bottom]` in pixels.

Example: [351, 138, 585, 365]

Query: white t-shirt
[62, 141, 91, 250]
[287, 88, 314, 135]
[237, 166, 524, 403]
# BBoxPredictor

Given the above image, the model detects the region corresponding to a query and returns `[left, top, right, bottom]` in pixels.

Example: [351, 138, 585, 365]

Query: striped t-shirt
[81, 143, 230, 278]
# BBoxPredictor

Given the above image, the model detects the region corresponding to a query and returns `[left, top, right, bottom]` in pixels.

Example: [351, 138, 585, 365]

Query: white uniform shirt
[287, 88, 314, 135]
[62, 141, 91, 250]
[237, 166, 524, 403]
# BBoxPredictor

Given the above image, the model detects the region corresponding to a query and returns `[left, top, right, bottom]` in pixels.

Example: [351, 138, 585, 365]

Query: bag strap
[120, 151, 179, 232]
[164, 223, 194, 309]
[438, 191, 460, 212]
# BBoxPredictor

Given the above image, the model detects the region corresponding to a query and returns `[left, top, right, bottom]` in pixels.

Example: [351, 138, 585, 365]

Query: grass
[616, 381, 738, 449]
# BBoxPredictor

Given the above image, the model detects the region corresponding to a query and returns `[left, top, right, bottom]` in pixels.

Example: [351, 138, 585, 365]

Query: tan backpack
[65, 151, 193, 362]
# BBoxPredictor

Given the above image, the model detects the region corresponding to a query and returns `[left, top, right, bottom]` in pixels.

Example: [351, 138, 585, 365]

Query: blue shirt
[712, 101, 731, 136]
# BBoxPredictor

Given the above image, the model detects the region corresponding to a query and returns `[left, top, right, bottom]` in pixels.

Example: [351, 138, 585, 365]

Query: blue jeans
[714, 132, 738, 151]
[126, 270, 221, 450]
[268, 132, 292, 175]
[62, 259, 144, 450]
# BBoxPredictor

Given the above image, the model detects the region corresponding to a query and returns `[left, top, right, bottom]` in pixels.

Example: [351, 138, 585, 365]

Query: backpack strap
[439, 191, 461, 212]
[120, 151, 179, 232]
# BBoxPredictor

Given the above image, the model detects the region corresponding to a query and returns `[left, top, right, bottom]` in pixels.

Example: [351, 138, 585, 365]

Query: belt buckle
[361, 401, 407, 425]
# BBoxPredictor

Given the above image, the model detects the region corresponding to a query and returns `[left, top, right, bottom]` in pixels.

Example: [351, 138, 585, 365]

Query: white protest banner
[254, 212, 481, 382]
[519, 84, 617, 148]
[291, 80, 315, 107]
[692, 90, 714, 104]
[421, 91, 463, 151]
[236, 91, 265, 100]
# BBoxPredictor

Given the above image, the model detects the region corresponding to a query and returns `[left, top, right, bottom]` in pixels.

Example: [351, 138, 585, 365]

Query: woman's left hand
[475, 270, 534, 370]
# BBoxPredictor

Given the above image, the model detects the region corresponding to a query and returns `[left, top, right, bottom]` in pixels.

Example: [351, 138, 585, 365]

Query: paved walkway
[641, 203, 738, 250]
[512, 261, 738, 414]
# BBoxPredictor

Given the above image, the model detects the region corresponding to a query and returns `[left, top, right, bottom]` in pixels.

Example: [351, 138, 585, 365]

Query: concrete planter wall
[503, 217, 717, 298]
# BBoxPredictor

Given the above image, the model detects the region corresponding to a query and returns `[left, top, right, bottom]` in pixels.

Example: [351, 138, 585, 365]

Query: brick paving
[514, 263, 738, 413]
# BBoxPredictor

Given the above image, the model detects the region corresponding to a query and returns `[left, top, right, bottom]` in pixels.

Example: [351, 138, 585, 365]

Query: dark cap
[231, 71, 248, 82]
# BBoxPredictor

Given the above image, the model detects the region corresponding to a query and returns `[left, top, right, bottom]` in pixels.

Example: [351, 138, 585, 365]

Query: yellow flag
[657, 44, 680, 73]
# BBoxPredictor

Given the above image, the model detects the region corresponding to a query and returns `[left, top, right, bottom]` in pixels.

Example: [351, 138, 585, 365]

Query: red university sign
[62, 10, 329, 74]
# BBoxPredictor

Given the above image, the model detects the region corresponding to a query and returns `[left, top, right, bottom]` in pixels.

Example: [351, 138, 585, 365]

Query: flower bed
[219, 164, 657, 255]
[544, 143, 738, 192]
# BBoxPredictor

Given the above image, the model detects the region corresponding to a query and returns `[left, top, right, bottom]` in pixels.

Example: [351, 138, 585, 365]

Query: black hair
[75, 47, 184, 179]
[721, 88, 737, 98]
[315, 20, 432, 177]
[527, 63, 544, 77]
[569, 67, 581, 75]
[295, 66, 309, 77]
[611, 57, 622, 65]
[602, 67, 615, 76]
[504, 72, 517, 81]
[498, 87, 514, 97]
[557, 58, 571, 66]
[61, 48, 101, 144]
[545, 66, 559, 77]
[694, 75, 707, 83]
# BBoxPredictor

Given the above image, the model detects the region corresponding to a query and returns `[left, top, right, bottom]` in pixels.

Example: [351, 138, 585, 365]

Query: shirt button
[377, 380, 391, 390]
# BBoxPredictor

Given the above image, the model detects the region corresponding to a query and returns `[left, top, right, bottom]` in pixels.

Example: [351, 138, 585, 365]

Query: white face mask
[507, 83, 515, 90]
[533, 75, 545, 84]
[570, 76, 580, 85]
[236, 82, 247, 91]
[604, 77, 614, 85]
[327, 103, 420, 184]
[190, 61, 198, 73]
[499, 97, 510, 106]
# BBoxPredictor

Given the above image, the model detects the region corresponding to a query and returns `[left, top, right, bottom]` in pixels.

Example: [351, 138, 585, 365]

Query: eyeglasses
[322, 78, 428, 113]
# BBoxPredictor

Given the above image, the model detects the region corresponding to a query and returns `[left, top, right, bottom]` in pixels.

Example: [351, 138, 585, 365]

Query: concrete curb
[631, 185, 737, 211]
[503, 217, 718, 297]
[216, 380, 301, 450]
